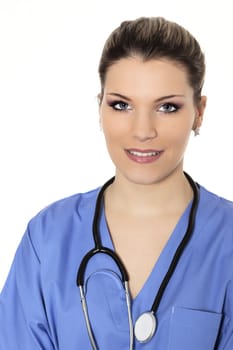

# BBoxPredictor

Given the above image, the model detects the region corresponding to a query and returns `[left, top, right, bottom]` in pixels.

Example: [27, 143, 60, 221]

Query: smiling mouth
[127, 150, 162, 157]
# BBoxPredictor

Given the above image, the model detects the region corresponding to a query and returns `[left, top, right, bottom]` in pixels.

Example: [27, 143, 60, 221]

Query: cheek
[102, 119, 127, 142]
[102, 126, 118, 144]
[162, 120, 193, 149]
[102, 124, 122, 154]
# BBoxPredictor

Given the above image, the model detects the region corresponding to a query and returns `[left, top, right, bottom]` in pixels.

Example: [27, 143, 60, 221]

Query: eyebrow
[106, 92, 185, 102]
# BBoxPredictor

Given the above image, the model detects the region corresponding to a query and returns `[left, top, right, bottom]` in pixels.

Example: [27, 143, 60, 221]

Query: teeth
[128, 150, 160, 157]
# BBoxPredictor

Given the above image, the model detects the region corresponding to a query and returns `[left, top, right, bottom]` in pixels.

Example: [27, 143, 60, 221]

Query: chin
[120, 165, 183, 186]
[123, 172, 163, 186]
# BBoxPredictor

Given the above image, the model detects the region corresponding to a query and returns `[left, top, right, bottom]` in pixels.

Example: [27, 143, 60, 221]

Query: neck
[105, 169, 193, 217]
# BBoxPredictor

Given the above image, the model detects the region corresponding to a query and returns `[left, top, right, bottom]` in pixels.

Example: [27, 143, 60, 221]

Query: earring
[194, 127, 200, 136]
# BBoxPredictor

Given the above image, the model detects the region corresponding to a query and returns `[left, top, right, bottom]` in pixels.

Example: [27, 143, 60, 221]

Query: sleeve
[0, 223, 55, 350]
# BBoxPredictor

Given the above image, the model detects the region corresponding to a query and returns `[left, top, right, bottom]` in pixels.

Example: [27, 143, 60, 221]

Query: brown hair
[98, 17, 205, 103]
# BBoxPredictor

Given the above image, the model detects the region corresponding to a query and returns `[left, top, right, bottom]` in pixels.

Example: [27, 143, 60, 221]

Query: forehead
[104, 57, 193, 98]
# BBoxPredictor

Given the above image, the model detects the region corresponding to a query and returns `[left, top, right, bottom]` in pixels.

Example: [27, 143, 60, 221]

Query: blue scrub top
[1, 183, 233, 349]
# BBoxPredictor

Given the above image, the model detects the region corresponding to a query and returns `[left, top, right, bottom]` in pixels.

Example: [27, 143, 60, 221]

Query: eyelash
[158, 103, 181, 113]
[108, 100, 181, 113]
[108, 100, 131, 111]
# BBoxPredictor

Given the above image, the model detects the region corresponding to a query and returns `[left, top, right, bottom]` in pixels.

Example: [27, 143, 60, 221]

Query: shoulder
[24, 186, 101, 255]
[31, 187, 100, 223]
[197, 185, 233, 259]
[199, 185, 233, 222]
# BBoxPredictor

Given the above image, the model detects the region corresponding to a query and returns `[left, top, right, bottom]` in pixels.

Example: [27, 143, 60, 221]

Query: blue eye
[158, 103, 179, 113]
[109, 101, 131, 111]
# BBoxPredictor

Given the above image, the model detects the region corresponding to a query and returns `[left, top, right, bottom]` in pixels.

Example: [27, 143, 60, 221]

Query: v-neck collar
[99, 198, 193, 320]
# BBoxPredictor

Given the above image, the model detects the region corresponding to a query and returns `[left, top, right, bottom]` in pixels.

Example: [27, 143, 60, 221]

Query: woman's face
[99, 57, 206, 186]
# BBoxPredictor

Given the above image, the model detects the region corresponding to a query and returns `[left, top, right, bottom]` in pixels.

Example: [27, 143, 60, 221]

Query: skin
[98, 56, 206, 298]
[99, 56, 206, 188]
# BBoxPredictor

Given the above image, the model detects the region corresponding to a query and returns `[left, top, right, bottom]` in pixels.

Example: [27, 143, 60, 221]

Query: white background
[0, 0, 233, 290]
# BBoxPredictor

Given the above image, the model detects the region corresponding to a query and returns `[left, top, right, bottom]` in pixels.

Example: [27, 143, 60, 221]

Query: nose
[132, 111, 158, 142]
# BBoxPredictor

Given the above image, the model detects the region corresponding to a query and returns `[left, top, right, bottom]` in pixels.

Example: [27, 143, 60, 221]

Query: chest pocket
[168, 306, 222, 350]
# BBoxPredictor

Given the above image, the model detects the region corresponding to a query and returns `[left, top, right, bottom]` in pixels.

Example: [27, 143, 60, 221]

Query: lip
[125, 148, 163, 164]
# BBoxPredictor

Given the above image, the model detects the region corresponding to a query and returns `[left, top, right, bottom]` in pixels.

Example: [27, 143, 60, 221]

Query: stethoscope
[76, 172, 199, 350]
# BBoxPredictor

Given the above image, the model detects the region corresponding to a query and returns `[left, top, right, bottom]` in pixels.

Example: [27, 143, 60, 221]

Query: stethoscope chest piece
[77, 173, 199, 349]
[134, 312, 157, 343]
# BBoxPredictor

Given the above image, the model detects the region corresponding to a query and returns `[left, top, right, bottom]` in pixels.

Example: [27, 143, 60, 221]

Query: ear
[97, 93, 101, 105]
[193, 96, 207, 130]
[97, 93, 103, 130]
[99, 117, 103, 131]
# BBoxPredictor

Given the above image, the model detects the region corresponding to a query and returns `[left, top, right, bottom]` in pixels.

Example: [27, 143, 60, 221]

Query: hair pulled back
[98, 17, 205, 103]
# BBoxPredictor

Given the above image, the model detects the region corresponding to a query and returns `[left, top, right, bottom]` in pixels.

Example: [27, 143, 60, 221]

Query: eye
[158, 103, 180, 113]
[108, 100, 132, 111]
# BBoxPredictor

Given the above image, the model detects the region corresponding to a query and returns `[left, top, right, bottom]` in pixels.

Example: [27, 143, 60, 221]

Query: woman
[1, 16, 233, 350]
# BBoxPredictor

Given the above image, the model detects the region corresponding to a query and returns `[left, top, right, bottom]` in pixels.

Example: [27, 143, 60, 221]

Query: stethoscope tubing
[77, 246, 129, 286]
[76, 172, 199, 347]
[150, 172, 199, 312]
[92, 176, 115, 249]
